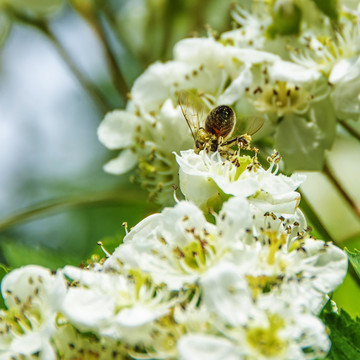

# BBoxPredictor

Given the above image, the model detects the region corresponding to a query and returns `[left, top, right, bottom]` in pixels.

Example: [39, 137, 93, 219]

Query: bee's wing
[178, 90, 208, 140]
[244, 115, 264, 136]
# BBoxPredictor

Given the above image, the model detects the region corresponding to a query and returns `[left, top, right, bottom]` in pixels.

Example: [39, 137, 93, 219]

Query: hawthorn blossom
[52, 321, 129, 360]
[104, 196, 347, 314]
[62, 266, 176, 345]
[177, 299, 330, 360]
[98, 37, 279, 205]
[175, 149, 305, 215]
[0, 266, 66, 360]
[104, 197, 252, 290]
[290, 5, 360, 120]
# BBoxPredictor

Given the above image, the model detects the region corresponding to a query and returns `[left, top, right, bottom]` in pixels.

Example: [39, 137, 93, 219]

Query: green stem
[324, 161, 360, 219]
[159, 0, 175, 61]
[10, 10, 111, 114]
[338, 119, 360, 141]
[100, 4, 146, 68]
[76, 7, 129, 100]
[0, 189, 149, 232]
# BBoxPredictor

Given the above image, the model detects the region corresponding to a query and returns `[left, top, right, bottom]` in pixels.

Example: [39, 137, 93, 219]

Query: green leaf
[345, 248, 360, 279]
[275, 114, 325, 171]
[312, 0, 338, 20]
[275, 98, 336, 171]
[267, 2, 302, 38]
[321, 308, 360, 359]
[0, 240, 80, 270]
[0, 264, 10, 309]
[332, 269, 360, 319]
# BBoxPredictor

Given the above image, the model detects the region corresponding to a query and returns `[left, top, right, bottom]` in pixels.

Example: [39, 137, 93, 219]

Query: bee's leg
[222, 137, 238, 147]
[237, 137, 248, 149]
[195, 140, 205, 154]
[205, 142, 213, 153]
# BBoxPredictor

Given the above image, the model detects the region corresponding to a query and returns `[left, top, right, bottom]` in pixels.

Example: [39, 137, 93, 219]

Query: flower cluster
[0, 133, 350, 351]
[0, 1, 352, 359]
[99, 1, 360, 205]
[0, 153, 348, 358]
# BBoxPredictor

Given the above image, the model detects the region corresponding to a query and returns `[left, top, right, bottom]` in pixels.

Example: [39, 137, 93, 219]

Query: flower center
[246, 314, 286, 357]
[253, 81, 308, 116]
[173, 227, 215, 273]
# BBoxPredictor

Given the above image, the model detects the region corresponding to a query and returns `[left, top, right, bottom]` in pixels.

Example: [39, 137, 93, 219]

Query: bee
[178, 90, 263, 155]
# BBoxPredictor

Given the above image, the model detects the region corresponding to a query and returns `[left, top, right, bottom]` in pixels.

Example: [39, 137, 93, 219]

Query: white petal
[176, 151, 220, 207]
[214, 175, 259, 197]
[250, 191, 301, 214]
[39, 341, 57, 360]
[201, 262, 253, 326]
[115, 305, 164, 327]
[329, 57, 360, 84]
[232, 48, 281, 64]
[103, 148, 138, 174]
[302, 240, 348, 294]
[218, 197, 252, 238]
[9, 332, 42, 355]
[218, 65, 253, 105]
[131, 61, 189, 112]
[1, 265, 53, 308]
[62, 288, 116, 329]
[174, 38, 225, 64]
[261, 172, 305, 194]
[178, 334, 239, 360]
[179, 168, 219, 207]
[98, 110, 138, 150]
[269, 60, 321, 83]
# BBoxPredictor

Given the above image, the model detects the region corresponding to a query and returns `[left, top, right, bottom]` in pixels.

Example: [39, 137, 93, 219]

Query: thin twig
[324, 161, 360, 219]
[338, 119, 360, 141]
[0, 189, 150, 232]
[10, 10, 111, 114]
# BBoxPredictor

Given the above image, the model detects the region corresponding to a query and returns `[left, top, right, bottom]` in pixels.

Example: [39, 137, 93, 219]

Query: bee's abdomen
[205, 105, 235, 139]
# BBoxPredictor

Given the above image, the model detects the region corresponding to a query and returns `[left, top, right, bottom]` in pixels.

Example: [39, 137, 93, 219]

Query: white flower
[200, 213, 348, 315]
[0, 265, 67, 360]
[221, 4, 272, 50]
[98, 37, 280, 205]
[177, 298, 331, 360]
[247, 59, 329, 118]
[290, 6, 360, 119]
[104, 194, 347, 313]
[104, 197, 252, 290]
[52, 321, 128, 360]
[175, 149, 305, 215]
[62, 266, 175, 345]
